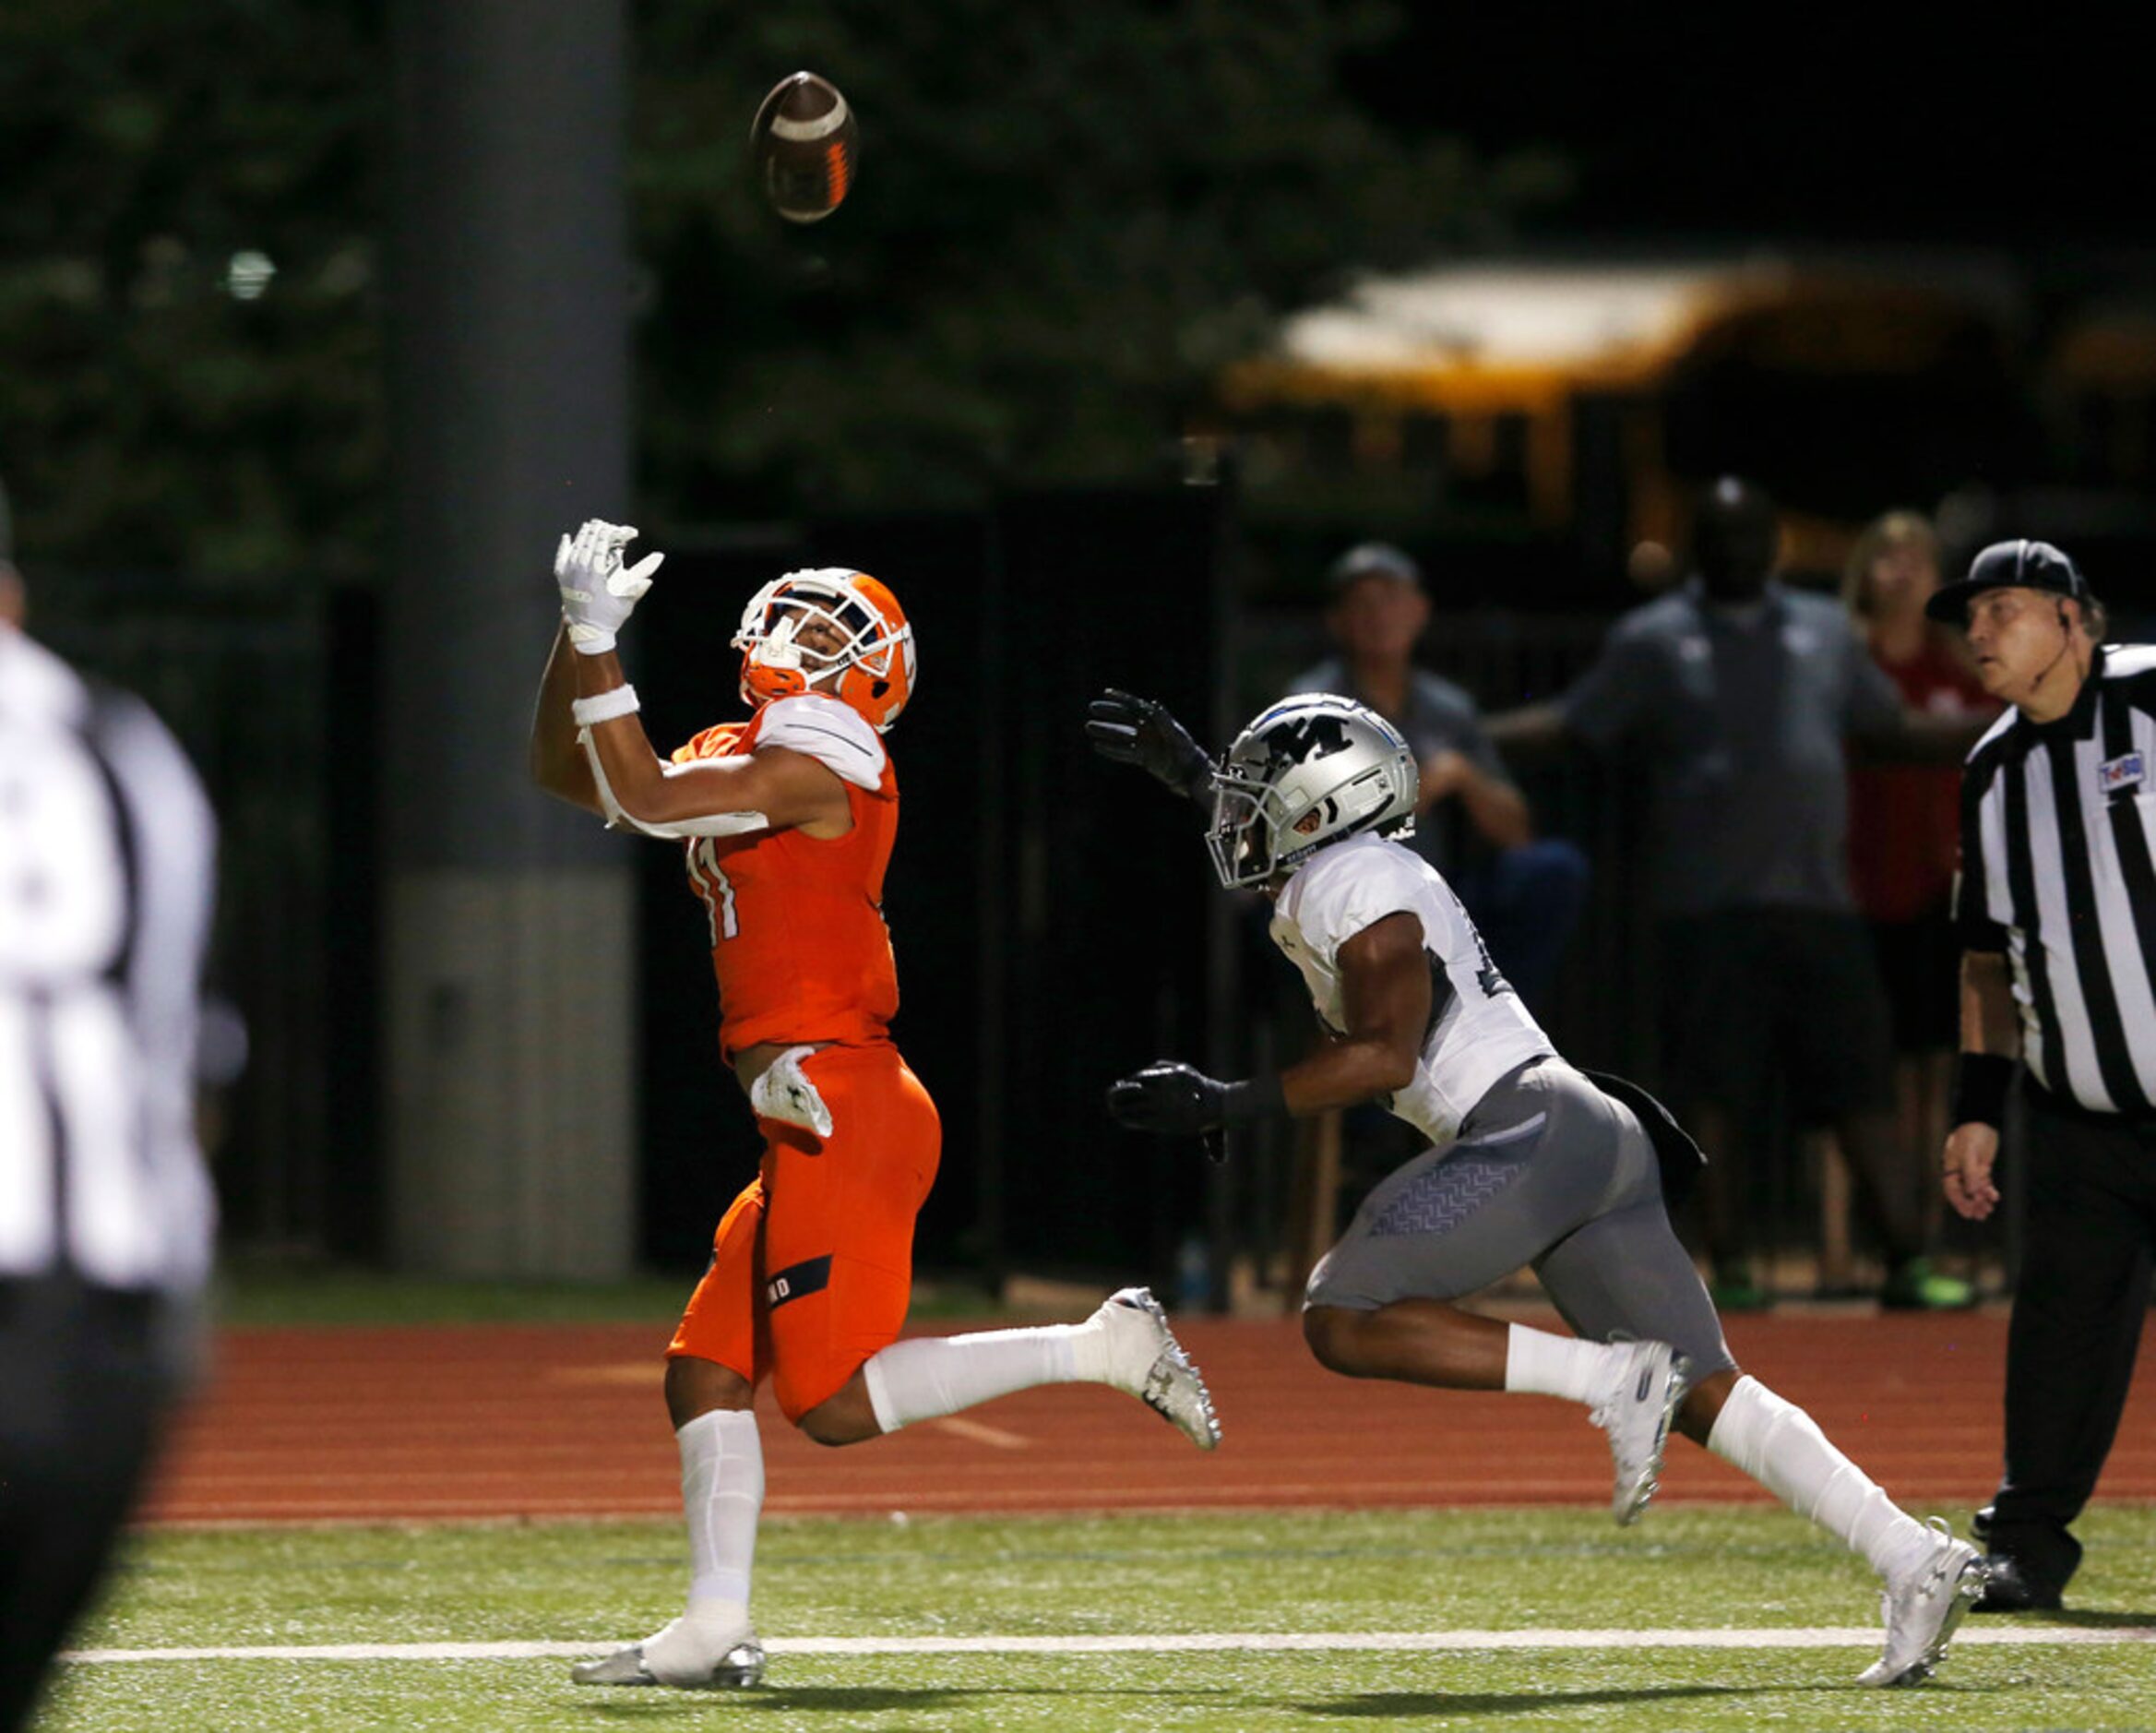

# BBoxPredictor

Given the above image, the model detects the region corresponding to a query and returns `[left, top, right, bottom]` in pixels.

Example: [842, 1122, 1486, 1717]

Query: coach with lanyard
[1935, 537, 2153, 1613]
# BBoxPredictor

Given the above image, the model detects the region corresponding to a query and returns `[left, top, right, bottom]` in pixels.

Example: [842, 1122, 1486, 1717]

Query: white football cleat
[570, 1622, 766, 1690]
[1091, 1286, 1221, 1450]
[1590, 1337, 1689, 1525]
[1858, 1517, 1986, 1687]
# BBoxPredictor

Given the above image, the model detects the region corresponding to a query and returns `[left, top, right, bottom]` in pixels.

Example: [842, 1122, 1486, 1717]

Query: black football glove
[1108, 1061, 1231, 1136]
[1085, 689, 1213, 805]
[1107, 1061, 1288, 1158]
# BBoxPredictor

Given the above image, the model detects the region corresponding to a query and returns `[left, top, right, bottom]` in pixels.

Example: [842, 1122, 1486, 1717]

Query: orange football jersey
[670, 701, 900, 1058]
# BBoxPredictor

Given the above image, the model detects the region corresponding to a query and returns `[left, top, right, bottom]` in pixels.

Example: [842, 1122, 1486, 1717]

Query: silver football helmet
[1206, 694, 1417, 889]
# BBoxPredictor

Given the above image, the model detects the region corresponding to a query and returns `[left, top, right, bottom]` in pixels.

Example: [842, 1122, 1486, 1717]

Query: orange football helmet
[732, 567, 916, 733]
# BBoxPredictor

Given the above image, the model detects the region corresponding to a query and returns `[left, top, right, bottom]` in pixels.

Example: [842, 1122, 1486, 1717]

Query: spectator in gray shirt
[1286, 542, 1588, 1008]
[1489, 477, 1977, 1311]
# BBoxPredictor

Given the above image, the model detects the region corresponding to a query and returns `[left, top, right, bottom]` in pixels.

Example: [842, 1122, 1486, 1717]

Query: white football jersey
[1270, 832, 1553, 1149]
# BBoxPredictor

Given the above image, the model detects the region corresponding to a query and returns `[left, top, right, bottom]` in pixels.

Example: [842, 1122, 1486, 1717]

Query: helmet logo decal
[1261, 713, 1353, 768]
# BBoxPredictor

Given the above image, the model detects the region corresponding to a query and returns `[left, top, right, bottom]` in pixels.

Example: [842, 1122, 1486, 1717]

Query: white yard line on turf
[64, 1626, 2156, 1664]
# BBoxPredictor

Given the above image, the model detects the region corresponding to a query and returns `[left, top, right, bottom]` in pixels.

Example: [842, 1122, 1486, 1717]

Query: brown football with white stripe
[749, 71, 858, 224]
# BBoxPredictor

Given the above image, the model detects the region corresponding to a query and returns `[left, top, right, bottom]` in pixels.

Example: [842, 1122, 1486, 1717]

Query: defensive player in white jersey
[1089, 688, 1988, 1689]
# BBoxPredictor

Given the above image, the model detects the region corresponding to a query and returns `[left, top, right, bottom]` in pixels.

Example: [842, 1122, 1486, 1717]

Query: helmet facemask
[733, 568, 915, 731]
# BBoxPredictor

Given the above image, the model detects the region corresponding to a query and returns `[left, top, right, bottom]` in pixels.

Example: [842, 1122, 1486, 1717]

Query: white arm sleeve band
[571, 683, 640, 727]
[578, 727, 631, 829]
[578, 728, 770, 840]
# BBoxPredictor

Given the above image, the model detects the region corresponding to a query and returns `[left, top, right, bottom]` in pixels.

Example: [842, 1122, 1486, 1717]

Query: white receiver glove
[750, 1046, 835, 1138]
[555, 519, 663, 655]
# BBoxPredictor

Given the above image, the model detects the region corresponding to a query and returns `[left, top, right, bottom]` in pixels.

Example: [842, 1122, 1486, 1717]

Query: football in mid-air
[749, 71, 858, 224]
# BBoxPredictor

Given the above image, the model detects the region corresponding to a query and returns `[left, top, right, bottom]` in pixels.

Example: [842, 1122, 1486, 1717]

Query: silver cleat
[1094, 1285, 1222, 1450]
[1590, 1337, 1689, 1525]
[570, 1635, 767, 1690]
[1859, 1517, 1986, 1687]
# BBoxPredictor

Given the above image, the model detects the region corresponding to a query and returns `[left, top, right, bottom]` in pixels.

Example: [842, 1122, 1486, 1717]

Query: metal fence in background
[31, 570, 1987, 1297]
[34, 576, 346, 1256]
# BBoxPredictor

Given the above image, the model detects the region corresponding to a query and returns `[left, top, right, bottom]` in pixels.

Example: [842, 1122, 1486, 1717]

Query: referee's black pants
[0, 1278, 192, 1733]
[1985, 1083, 2156, 1595]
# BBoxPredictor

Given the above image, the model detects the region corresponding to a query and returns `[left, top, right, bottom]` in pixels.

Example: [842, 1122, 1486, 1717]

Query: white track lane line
[64, 1626, 2156, 1663]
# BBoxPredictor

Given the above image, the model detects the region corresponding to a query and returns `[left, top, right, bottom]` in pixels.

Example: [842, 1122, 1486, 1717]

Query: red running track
[139, 1309, 2156, 1525]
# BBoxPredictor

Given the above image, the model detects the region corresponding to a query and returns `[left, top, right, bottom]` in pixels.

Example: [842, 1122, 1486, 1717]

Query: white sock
[638, 1408, 761, 1682]
[1503, 1323, 1624, 1404]
[679, 1407, 762, 1614]
[862, 1325, 1081, 1433]
[1707, 1375, 1929, 1580]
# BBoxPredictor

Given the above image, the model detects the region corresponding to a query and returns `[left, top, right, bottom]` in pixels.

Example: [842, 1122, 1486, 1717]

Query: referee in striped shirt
[0, 490, 220, 1732]
[1934, 537, 2150, 1614]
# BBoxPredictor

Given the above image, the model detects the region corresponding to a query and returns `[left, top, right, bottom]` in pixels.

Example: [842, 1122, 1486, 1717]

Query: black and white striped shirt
[0, 628, 219, 1291]
[1957, 643, 2156, 1117]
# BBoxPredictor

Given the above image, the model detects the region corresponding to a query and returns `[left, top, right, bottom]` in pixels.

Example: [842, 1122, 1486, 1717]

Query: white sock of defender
[862, 1325, 1083, 1433]
[640, 1409, 761, 1679]
[1503, 1323, 1626, 1404]
[1707, 1374, 1931, 1580]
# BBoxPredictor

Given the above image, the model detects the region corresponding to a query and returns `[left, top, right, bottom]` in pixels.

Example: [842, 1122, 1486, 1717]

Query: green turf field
[39, 1505, 2156, 1730]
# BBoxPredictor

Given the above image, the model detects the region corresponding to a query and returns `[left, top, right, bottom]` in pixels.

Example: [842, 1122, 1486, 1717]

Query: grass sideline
[42, 1505, 2156, 1731]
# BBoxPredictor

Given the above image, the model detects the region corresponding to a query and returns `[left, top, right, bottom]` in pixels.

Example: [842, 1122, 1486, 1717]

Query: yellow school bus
[1212, 257, 2031, 585]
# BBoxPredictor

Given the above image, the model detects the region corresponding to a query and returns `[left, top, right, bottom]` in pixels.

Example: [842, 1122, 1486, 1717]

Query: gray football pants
[1305, 1058, 1735, 1377]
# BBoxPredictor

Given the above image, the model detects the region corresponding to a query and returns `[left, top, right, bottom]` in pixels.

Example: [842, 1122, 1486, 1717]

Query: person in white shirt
[1089, 687, 1985, 1690]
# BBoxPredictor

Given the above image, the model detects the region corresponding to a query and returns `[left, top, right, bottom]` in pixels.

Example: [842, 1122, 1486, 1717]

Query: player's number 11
[687, 839, 739, 942]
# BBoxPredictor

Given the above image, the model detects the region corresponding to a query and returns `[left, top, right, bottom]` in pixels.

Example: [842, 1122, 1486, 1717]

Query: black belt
[0, 1273, 172, 1329]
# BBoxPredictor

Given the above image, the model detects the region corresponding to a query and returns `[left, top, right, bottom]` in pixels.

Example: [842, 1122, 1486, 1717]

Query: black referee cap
[1925, 538, 2095, 624]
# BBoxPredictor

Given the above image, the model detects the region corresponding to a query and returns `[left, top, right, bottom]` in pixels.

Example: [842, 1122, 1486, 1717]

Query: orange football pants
[668, 1041, 941, 1423]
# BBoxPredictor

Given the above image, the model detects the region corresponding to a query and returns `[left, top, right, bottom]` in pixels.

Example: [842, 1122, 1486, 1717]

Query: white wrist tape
[571, 684, 640, 727]
[566, 620, 618, 655]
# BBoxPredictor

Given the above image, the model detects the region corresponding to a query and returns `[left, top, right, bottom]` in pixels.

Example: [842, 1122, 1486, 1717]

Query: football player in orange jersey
[530, 520, 1221, 1691]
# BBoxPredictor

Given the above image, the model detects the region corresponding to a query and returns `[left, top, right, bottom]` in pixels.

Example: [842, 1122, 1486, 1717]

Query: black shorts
[1866, 912, 1961, 1054]
[1657, 908, 1895, 1125]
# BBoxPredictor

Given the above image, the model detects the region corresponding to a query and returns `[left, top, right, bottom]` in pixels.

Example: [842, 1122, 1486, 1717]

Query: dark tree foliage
[0, 0, 1534, 577]
[633, 0, 1533, 518]
[0, 1, 387, 582]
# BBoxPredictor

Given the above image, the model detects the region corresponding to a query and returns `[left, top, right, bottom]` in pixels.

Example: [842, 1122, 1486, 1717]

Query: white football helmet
[1207, 694, 1417, 889]
[732, 567, 915, 732]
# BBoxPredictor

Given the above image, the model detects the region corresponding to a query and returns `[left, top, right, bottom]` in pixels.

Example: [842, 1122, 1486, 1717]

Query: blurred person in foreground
[1931, 540, 2154, 1612]
[1090, 687, 1985, 1689]
[1841, 512, 1999, 1267]
[530, 521, 1219, 1692]
[0, 483, 219, 1733]
[1285, 542, 1587, 1009]
[1486, 478, 1980, 1311]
